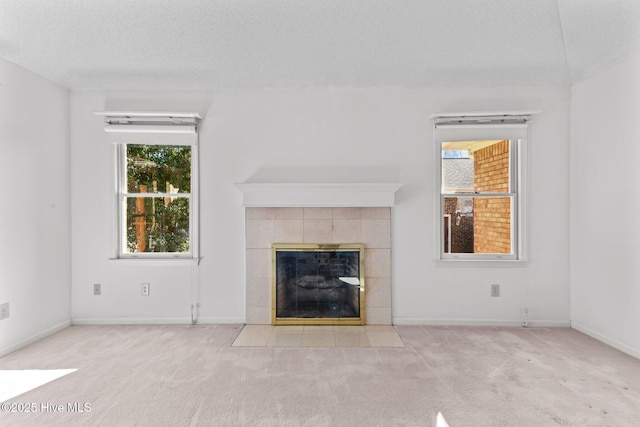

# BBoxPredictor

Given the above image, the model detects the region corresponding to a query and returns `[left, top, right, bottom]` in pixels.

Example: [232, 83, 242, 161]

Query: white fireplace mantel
[234, 182, 402, 207]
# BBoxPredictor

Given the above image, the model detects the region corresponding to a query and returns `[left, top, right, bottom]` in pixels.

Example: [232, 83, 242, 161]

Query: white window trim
[433, 116, 529, 264]
[97, 112, 201, 261]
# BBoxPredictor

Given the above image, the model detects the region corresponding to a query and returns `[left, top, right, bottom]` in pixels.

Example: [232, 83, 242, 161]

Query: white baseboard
[0, 320, 71, 358]
[195, 317, 245, 324]
[72, 318, 192, 325]
[392, 318, 571, 328]
[528, 320, 571, 328]
[571, 321, 640, 360]
[71, 317, 245, 326]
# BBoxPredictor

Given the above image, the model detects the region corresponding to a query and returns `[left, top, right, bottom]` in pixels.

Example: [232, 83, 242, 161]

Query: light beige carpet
[1, 325, 639, 426]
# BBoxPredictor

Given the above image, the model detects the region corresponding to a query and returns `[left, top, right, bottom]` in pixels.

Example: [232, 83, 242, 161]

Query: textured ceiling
[0, 0, 639, 90]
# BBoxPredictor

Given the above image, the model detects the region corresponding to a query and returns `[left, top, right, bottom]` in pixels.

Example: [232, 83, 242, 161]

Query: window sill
[434, 259, 529, 268]
[109, 258, 201, 266]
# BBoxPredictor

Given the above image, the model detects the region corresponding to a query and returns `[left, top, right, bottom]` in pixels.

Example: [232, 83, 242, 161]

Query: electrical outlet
[93, 283, 101, 296]
[141, 283, 150, 296]
[0, 303, 9, 320]
[491, 284, 500, 297]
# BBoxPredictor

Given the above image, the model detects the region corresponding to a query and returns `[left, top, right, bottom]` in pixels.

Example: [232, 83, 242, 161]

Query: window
[119, 144, 193, 255]
[98, 112, 200, 259]
[434, 115, 528, 261]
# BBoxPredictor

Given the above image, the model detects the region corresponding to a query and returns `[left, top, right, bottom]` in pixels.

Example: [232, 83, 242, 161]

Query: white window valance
[432, 113, 530, 145]
[95, 111, 201, 145]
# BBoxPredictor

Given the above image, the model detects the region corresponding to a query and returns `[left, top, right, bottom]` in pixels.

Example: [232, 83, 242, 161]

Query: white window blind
[97, 111, 200, 146]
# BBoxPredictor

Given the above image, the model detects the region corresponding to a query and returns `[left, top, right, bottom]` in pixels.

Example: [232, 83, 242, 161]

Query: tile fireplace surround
[244, 207, 392, 325]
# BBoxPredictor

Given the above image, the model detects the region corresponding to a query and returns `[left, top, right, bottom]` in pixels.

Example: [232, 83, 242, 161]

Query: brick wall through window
[473, 140, 511, 253]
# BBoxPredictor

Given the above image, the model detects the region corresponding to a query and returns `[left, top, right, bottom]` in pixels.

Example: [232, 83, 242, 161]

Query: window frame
[116, 143, 198, 259]
[434, 117, 529, 263]
[98, 112, 201, 261]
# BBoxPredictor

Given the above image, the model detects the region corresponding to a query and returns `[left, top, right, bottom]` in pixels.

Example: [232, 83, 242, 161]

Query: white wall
[71, 87, 570, 326]
[0, 58, 71, 356]
[570, 51, 640, 357]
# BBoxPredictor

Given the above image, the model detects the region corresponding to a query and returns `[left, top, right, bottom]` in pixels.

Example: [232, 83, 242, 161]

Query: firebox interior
[272, 244, 365, 325]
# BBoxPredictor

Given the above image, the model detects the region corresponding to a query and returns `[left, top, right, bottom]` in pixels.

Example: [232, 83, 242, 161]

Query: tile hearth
[232, 325, 404, 348]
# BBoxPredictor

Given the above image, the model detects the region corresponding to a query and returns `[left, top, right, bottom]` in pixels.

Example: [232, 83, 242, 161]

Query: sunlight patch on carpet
[437, 411, 450, 427]
[0, 369, 77, 402]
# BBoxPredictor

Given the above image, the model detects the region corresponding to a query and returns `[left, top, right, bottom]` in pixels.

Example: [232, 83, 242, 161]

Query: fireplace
[239, 196, 395, 325]
[241, 206, 395, 325]
[236, 183, 399, 325]
[273, 244, 364, 325]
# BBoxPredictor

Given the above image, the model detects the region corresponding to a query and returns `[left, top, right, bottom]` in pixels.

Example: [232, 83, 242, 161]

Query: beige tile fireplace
[236, 182, 401, 325]
[244, 207, 392, 324]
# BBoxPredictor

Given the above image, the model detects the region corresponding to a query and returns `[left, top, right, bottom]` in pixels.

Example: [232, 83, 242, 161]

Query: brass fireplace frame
[272, 243, 365, 325]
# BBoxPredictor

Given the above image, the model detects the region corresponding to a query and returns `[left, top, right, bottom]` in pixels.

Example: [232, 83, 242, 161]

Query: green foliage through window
[124, 145, 191, 254]
[127, 145, 191, 193]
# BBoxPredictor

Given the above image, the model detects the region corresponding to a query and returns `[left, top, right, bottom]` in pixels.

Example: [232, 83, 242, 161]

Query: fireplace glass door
[272, 244, 365, 325]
